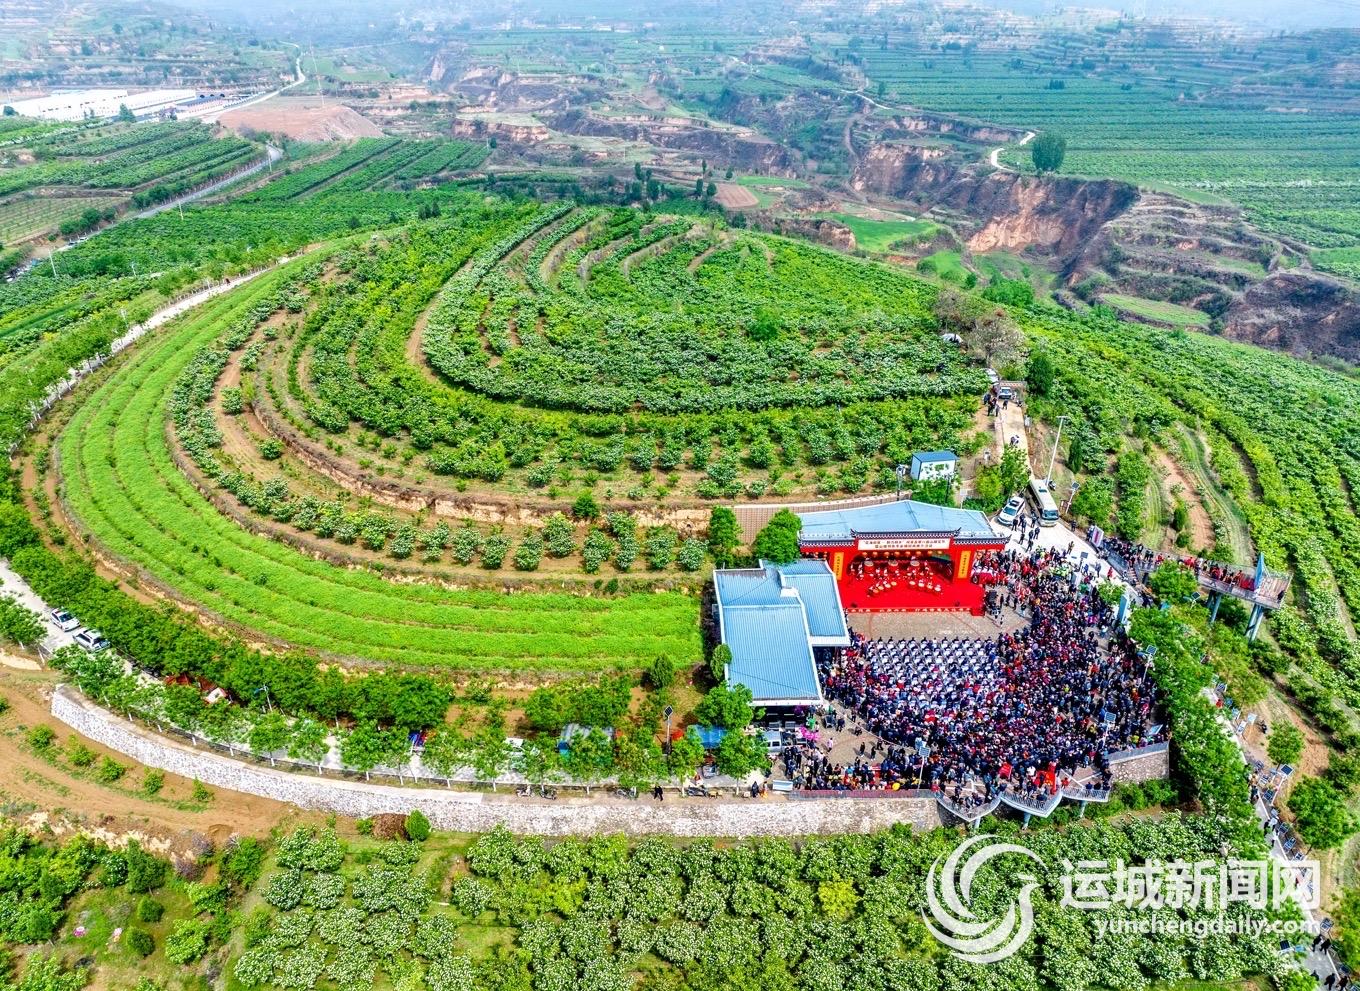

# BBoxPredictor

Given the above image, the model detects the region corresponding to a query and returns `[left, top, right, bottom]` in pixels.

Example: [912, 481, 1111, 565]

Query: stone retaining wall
[1108, 744, 1171, 785]
[51, 687, 945, 837]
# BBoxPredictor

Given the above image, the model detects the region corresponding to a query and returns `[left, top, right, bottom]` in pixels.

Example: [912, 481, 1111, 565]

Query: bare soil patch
[220, 104, 383, 142]
[713, 183, 759, 209]
[1152, 445, 1217, 553]
[0, 669, 311, 852]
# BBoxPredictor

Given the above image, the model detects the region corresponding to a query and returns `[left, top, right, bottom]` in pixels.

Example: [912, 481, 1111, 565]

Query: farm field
[1101, 293, 1212, 328]
[916, 249, 968, 283]
[812, 212, 938, 253]
[856, 46, 1360, 250]
[40, 191, 985, 673]
[54, 261, 701, 673]
[0, 194, 120, 242]
[0, 118, 266, 249]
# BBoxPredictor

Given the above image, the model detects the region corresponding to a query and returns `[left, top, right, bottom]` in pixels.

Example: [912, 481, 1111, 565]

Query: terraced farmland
[55, 259, 701, 673]
[858, 46, 1360, 251]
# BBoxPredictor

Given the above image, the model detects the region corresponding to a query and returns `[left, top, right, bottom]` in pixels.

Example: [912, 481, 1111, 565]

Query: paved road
[988, 130, 1036, 171]
[0, 557, 77, 655]
[135, 144, 282, 220]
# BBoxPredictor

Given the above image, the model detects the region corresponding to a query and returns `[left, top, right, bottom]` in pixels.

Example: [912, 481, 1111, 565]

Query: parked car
[72, 629, 110, 652]
[996, 495, 1025, 527]
[997, 385, 1015, 401]
[50, 608, 80, 632]
[985, 368, 1000, 385]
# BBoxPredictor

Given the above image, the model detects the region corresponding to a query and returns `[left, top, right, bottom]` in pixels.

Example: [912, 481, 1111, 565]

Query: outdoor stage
[835, 559, 988, 614]
[797, 500, 1007, 616]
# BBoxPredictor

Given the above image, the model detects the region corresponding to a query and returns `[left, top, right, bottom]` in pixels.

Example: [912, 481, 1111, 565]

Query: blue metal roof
[911, 450, 957, 463]
[771, 560, 850, 641]
[720, 601, 821, 702]
[713, 560, 845, 703]
[798, 499, 998, 543]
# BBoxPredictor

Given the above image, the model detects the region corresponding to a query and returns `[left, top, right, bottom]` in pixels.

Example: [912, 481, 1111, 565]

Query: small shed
[557, 724, 615, 753]
[910, 450, 958, 481]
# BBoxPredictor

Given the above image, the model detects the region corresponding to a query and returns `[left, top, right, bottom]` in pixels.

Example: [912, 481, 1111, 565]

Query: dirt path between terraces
[988, 130, 1036, 171]
[1152, 445, 1217, 553]
[0, 669, 312, 855]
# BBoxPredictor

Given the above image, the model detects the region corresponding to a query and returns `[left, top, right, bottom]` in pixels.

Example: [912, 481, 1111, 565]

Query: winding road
[989, 130, 1037, 171]
[202, 48, 306, 123]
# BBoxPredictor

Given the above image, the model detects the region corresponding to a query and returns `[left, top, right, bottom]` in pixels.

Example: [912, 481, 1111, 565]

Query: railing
[1062, 785, 1113, 803]
[1198, 572, 1289, 609]
[937, 794, 1001, 822]
[1108, 741, 1169, 763]
[998, 790, 1064, 817]
[787, 787, 935, 801]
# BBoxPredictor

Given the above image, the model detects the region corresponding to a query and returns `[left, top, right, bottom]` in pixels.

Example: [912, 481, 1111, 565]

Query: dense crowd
[1093, 531, 1269, 597]
[780, 548, 1163, 801]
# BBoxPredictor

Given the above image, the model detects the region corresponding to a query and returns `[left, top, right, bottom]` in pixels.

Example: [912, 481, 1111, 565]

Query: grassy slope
[57, 264, 701, 674]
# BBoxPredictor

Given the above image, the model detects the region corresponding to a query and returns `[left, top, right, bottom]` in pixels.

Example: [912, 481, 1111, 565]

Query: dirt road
[0, 669, 308, 854]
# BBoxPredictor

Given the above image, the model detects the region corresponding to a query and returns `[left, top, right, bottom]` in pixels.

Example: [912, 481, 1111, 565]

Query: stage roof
[798, 499, 1000, 544]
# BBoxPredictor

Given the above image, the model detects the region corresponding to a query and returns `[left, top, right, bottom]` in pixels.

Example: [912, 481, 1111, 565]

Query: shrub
[676, 537, 706, 571]
[220, 837, 267, 890]
[1266, 723, 1305, 767]
[66, 738, 95, 767]
[27, 724, 56, 751]
[95, 756, 126, 783]
[126, 928, 154, 957]
[571, 493, 600, 520]
[125, 841, 168, 894]
[644, 655, 675, 691]
[190, 780, 212, 803]
[141, 769, 165, 796]
[164, 919, 213, 964]
[1288, 777, 1358, 850]
[405, 810, 431, 842]
[136, 897, 164, 923]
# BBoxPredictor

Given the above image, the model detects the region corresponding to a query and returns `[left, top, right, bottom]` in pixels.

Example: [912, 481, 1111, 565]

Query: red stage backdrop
[797, 502, 1007, 615]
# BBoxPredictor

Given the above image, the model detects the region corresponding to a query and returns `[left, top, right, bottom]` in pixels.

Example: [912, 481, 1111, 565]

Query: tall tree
[287, 718, 329, 769]
[707, 506, 741, 566]
[751, 509, 802, 564]
[247, 711, 290, 766]
[1031, 132, 1067, 173]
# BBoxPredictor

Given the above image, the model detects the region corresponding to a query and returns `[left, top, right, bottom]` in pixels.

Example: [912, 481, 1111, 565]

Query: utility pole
[48, 252, 57, 278]
[1046, 414, 1068, 484]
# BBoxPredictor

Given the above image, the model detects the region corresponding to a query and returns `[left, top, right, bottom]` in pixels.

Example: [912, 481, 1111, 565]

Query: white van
[1028, 478, 1060, 527]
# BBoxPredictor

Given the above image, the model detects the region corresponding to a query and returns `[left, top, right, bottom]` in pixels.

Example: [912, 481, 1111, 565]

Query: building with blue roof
[910, 450, 958, 481]
[712, 559, 850, 706]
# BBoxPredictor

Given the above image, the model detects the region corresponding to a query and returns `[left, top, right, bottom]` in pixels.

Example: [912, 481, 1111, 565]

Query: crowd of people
[778, 546, 1163, 802]
[1092, 530, 1274, 599]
